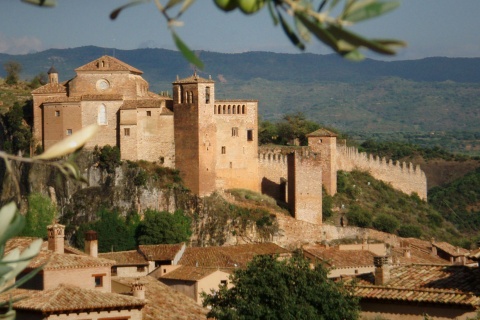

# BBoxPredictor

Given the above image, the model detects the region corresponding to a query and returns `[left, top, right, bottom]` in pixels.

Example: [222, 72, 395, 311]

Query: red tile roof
[434, 241, 470, 257]
[113, 276, 209, 319]
[27, 251, 115, 271]
[99, 250, 148, 266]
[138, 243, 184, 261]
[306, 128, 338, 137]
[303, 245, 376, 268]
[179, 243, 290, 268]
[349, 264, 480, 307]
[75, 55, 143, 74]
[1, 284, 145, 313]
[160, 266, 233, 281]
[31, 82, 67, 94]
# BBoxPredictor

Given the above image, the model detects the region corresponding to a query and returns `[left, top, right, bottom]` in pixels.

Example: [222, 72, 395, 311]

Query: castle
[32, 56, 427, 225]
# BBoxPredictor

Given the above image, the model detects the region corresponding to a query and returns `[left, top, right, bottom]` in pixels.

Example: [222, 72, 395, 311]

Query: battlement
[337, 145, 427, 200]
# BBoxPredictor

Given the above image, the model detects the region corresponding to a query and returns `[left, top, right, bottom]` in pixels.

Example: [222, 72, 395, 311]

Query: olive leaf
[278, 13, 306, 50]
[171, 31, 204, 69]
[34, 124, 99, 160]
[110, 0, 151, 20]
[344, 1, 399, 23]
[21, 0, 56, 7]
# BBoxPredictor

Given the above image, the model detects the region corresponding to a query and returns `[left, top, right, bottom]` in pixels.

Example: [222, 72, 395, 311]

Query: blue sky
[1, 1, 479, 60]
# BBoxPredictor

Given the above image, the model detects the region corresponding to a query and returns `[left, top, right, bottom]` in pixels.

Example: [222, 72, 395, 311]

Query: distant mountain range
[1, 46, 479, 133]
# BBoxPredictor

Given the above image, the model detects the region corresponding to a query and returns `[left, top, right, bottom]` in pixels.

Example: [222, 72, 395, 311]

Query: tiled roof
[99, 250, 148, 266]
[27, 251, 115, 271]
[306, 128, 338, 137]
[114, 276, 209, 319]
[179, 243, 290, 268]
[160, 266, 233, 281]
[434, 241, 470, 257]
[5, 237, 40, 253]
[120, 99, 173, 114]
[138, 243, 184, 261]
[349, 264, 480, 307]
[303, 245, 376, 268]
[3, 284, 144, 313]
[173, 73, 214, 84]
[31, 82, 67, 94]
[81, 94, 123, 101]
[75, 55, 143, 74]
[390, 246, 450, 265]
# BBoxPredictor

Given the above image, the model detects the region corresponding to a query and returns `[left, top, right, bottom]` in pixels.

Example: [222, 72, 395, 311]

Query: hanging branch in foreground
[21, 0, 405, 68]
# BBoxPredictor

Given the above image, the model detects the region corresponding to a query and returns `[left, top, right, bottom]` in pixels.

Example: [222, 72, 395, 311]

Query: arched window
[233, 105, 236, 114]
[218, 105, 221, 114]
[223, 105, 226, 114]
[214, 105, 217, 114]
[237, 105, 241, 114]
[228, 105, 231, 114]
[242, 105, 246, 114]
[98, 104, 107, 125]
[205, 86, 210, 104]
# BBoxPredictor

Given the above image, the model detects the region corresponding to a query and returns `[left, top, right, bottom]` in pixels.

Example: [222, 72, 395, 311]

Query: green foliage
[74, 208, 139, 252]
[29, 72, 47, 89]
[398, 224, 422, 238]
[134, 169, 148, 186]
[94, 145, 121, 174]
[429, 167, 480, 233]
[135, 209, 192, 245]
[203, 254, 360, 320]
[1, 102, 32, 155]
[373, 213, 399, 234]
[322, 188, 334, 221]
[3, 61, 22, 85]
[346, 205, 372, 228]
[20, 193, 57, 239]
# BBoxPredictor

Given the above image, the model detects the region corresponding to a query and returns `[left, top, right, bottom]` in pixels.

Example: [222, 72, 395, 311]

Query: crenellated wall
[336, 145, 427, 200]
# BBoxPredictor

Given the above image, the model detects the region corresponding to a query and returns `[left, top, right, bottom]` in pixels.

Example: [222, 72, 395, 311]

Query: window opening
[124, 128, 130, 136]
[93, 274, 105, 287]
[221, 146, 226, 154]
[242, 105, 246, 114]
[206, 86, 210, 104]
[147, 111, 152, 116]
[247, 129, 253, 141]
[55, 110, 60, 117]
[232, 127, 239, 137]
[98, 104, 107, 125]
[66, 129, 72, 136]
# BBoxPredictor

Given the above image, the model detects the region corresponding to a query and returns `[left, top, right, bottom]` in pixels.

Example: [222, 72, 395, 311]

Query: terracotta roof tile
[179, 243, 290, 268]
[31, 82, 67, 94]
[160, 266, 233, 281]
[173, 73, 214, 84]
[26, 251, 115, 271]
[434, 241, 470, 257]
[120, 99, 173, 114]
[75, 55, 143, 74]
[347, 264, 480, 307]
[306, 128, 338, 137]
[303, 245, 377, 268]
[391, 246, 450, 265]
[138, 243, 184, 261]
[99, 250, 148, 266]
[2, 284, 144, 313]
[113, 276, 209, 319]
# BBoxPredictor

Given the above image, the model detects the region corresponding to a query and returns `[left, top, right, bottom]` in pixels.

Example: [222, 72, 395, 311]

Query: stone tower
[48, 66, 58, 84]
[307, 129, 338, 195]
[173, 73, 216, 196]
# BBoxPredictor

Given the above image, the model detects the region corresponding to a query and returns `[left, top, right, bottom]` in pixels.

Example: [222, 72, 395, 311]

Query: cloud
[0, 33, 43, 54]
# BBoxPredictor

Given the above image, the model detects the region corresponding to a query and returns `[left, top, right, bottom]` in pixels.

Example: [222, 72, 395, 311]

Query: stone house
[159, 266, 232, 305]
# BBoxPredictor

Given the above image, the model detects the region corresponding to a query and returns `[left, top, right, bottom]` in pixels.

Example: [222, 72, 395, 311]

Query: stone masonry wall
[258, 149, 289, 201]
[337, 145, 427, 200]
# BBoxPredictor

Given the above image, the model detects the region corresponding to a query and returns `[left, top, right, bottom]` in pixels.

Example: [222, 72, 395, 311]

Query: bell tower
[173, 73, 216, 196]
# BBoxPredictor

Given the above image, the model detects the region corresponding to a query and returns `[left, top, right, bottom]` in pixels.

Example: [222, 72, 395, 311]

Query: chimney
[85, 230, 98, 258]
[403, 248, 411, 259]
[131, 279, 145, 300]
[431, 238, 437, 256]
[47, 223, 65, 254]
[373, 256, 390, 286]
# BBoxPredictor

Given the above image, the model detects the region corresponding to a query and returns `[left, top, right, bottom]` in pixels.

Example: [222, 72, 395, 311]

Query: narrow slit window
[221, 146, 226, 154]
[205, 86, 210, 104]
[232, 127, 239, 137]
[247, 129, 253, 141]
[66, 129, 72, 136]
[124, 128, 130, 136]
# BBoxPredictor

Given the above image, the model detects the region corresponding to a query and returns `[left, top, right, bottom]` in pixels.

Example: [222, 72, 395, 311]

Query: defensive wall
[336, 145, 427, 200]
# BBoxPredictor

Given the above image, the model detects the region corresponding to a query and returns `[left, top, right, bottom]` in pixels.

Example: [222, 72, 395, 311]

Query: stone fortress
[32, 55, 427, 225]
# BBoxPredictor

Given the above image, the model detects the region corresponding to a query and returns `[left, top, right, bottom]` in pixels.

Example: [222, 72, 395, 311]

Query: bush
[346, 205, 372, 228]
[94, 145, 121, 174]
[322, 188, 333, 221]
[398, 224, 422, 238]
[135, 209, 192, 245]
[134, 169, 148, 186]
[373, 213, 399, 234]
[21, 193, 57, 239]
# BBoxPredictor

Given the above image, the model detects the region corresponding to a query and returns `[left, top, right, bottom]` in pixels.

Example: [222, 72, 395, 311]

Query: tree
[203, 254, 360, 320]
[373, 213, 399, 234]
[94, 145, 121, 174]
[277, 112, 320, 145]
[135, 209, 192, 245]
[74, 208, 139, 252]
[1, 102, 32, 156]
[20, 193, 57, 239]
[22, 0, 404, 68]
[3, 61, 22, 85]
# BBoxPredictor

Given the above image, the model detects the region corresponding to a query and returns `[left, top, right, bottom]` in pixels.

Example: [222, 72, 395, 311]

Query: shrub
[94, 145, 121, 173]
[373, 213, 399, 234]
[135, 209, 192, 245]
[21, 193, 57, 239]
[398, 224, 422, 238]
[346, 205, 372, 228]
